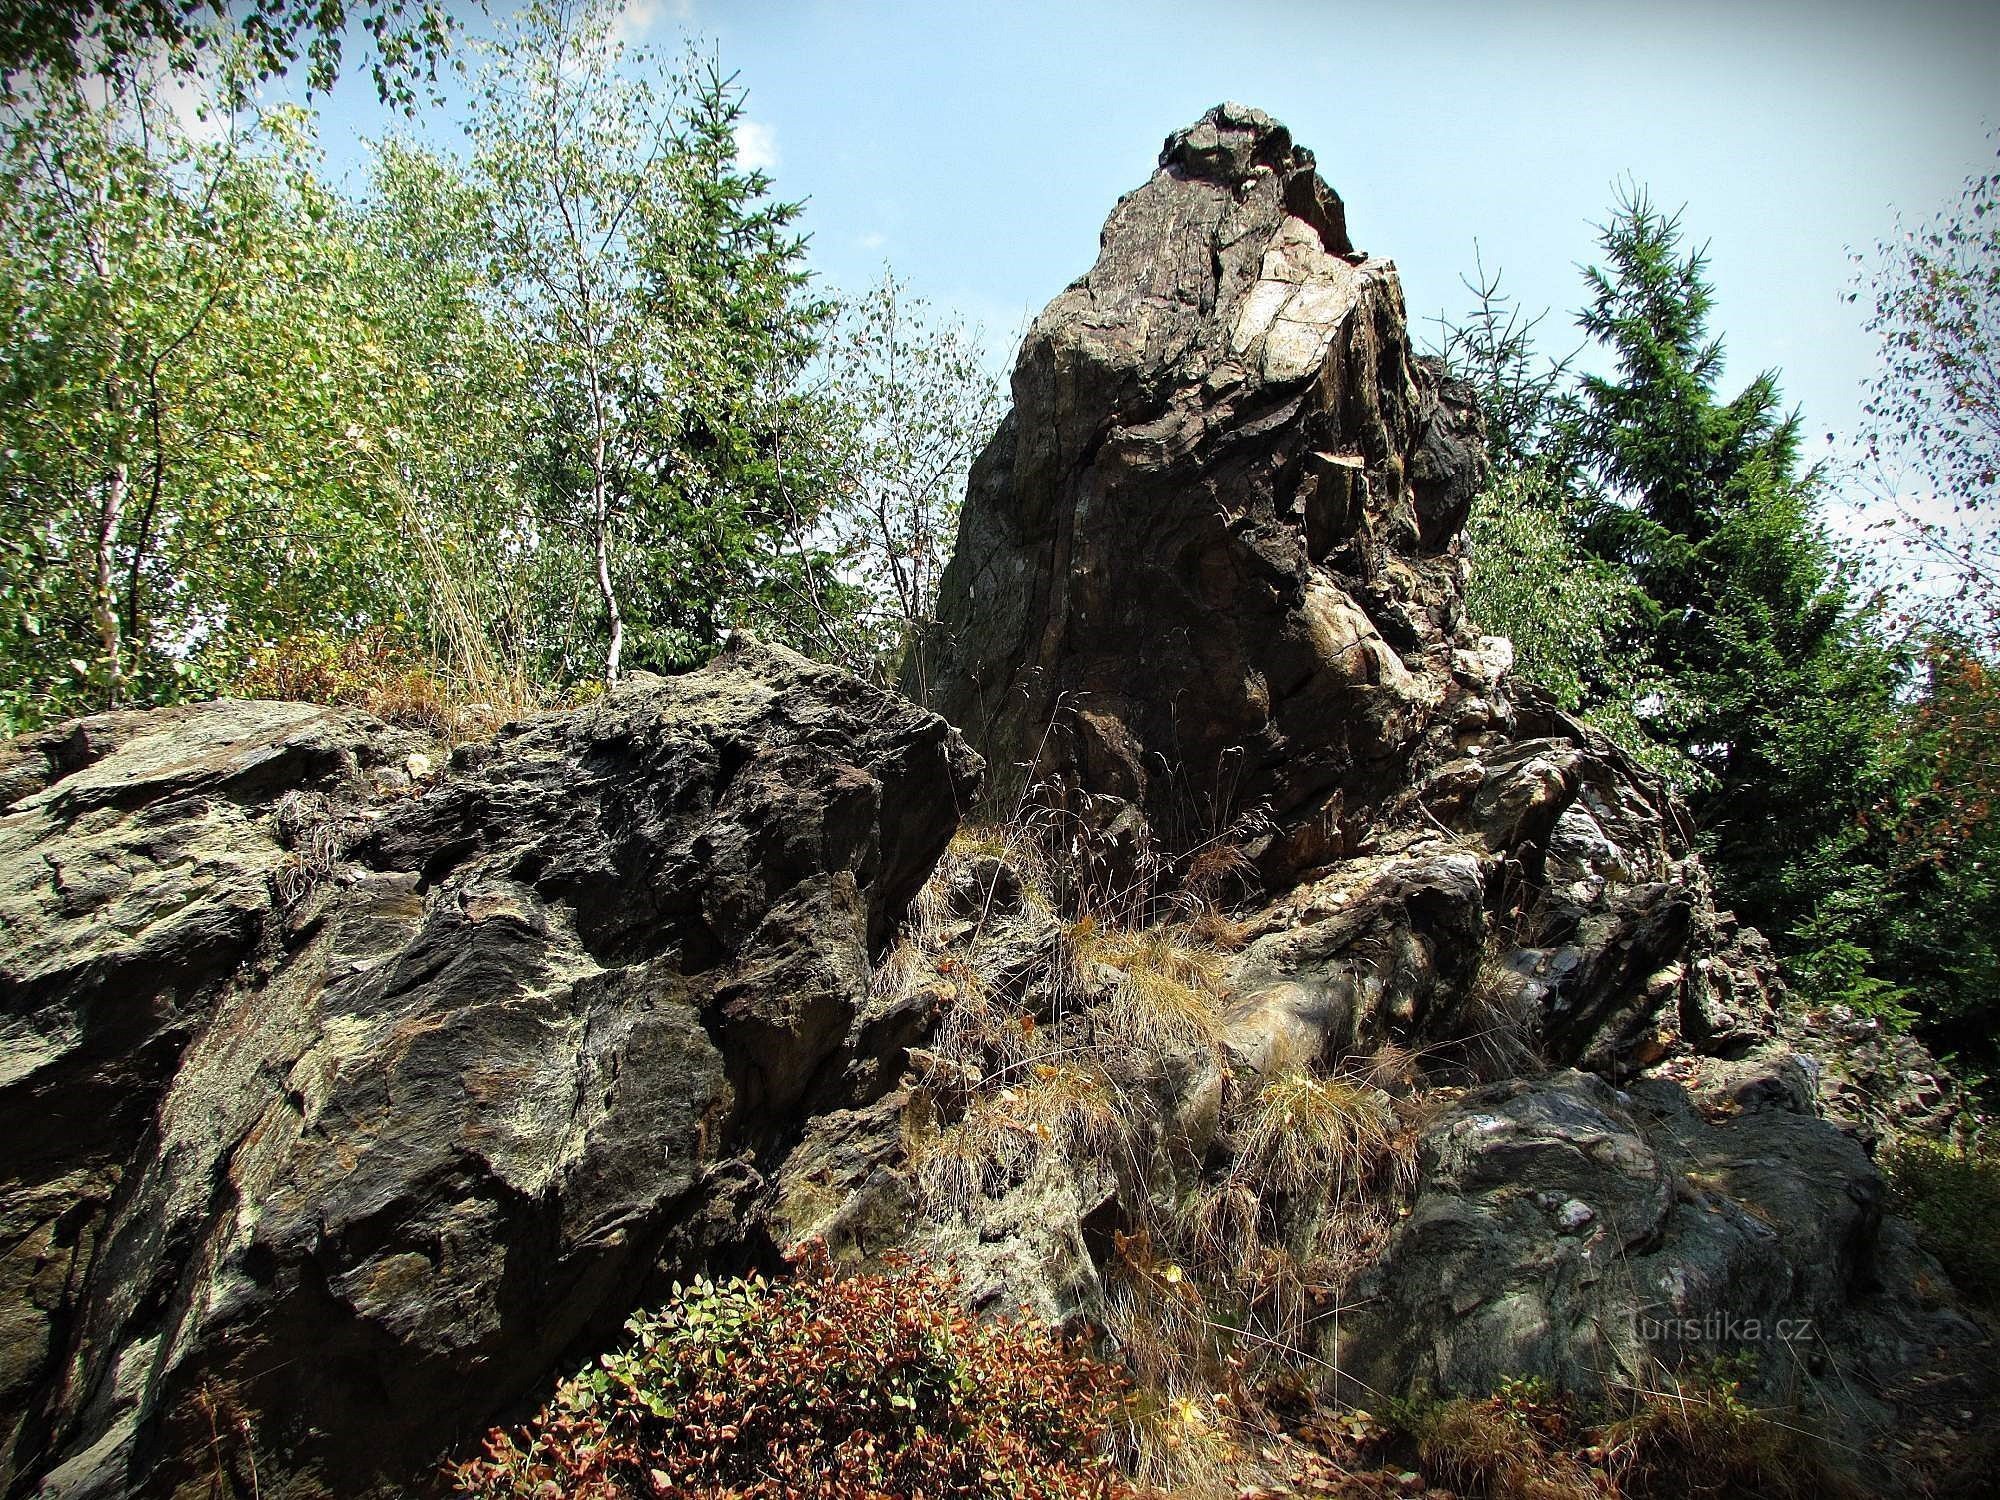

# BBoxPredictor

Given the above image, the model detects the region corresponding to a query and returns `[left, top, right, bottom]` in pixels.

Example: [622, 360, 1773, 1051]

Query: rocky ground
[0, 104, 1991, 1499]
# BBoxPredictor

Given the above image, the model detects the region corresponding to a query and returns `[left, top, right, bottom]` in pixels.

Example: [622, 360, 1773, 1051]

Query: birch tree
[470, 0, 812, 683]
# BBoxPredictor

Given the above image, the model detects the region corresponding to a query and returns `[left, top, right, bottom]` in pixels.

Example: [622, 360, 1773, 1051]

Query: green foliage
[467, 1, 824, 683]
[0, 0, 457, 109]
[0, 0, 894, 729]
[0, 74, 446, 725]
[1847, 152, 2000, 1061]
[1572, 192, 1916, 1008]
[1450, 188, 1914, 1013]
[1437, 252, 1687, 783]
[1871, 645, 2000, 1052]
[801, 271, 1004, 689]
[1858, 140, 2000, 638]
[1463, 466, 1689, 783]
[1885, 1136, 2000, 1309]
[452, 1243, 1132, 1500]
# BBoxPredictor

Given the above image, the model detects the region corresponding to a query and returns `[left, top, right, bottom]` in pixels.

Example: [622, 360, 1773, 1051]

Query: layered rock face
[917, 102, 1486, 880]
[895, 103, 1979, 1444]
[0, 643, 977, 1498]
[0, 102, 1983, 1500]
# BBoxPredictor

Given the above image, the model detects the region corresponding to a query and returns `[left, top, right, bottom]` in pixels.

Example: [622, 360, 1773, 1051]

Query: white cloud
[856, 230, 887, 250]
[734, 118, 779, 172]
[608, 0, 693, 45]
[159, 67, 227, 144]
[79, 50, 229, 145]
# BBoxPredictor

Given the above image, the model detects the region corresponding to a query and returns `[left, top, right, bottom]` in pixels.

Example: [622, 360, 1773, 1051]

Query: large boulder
[914, 102, 1486, 883]
[1335, 1059, 1973, 1414]
[0, 641, 978, 1499]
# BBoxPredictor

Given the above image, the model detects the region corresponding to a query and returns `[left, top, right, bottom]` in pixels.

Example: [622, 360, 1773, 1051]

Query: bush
[228, 628, 461, 731]
[452, 1242, 1132, 1499]
[1885, 1137, 2000, 1309]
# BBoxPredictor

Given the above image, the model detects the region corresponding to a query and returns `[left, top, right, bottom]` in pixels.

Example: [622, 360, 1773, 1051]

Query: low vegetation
[1388, 1362, 1866, 1500]
[1885, 1135, 2000, 1310]
[891, 817, 1445, 1492]
[453, 1242, 1132, 1500]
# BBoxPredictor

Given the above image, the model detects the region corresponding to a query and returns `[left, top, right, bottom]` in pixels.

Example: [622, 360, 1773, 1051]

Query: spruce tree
[1575, 188, 1905, 997]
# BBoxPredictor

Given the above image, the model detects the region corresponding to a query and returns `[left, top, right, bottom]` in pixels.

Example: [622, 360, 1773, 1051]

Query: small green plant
[452, 1242, 1133, 1499]
[1885, 1135, 2000, 1309]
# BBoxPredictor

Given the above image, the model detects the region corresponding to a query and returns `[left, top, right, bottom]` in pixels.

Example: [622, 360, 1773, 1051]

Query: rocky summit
[0, 106, 1987, 1499]
[915, 102, 1486, 884]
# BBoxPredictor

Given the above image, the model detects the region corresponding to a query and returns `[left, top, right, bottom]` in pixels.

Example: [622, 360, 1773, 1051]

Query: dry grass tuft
[1069, 917, 1233, 1061]
[909, 1052, 1145, 1219]
[1451, 941, 1545, 1082]
[1181, 840, 1257, 906]
[1182, 902, 1255, 952]
[1357, 1038, 1421, 1095]
[1232, 1073, 1408, 1210]
[890, 805, 1462, 1496]
[1413, 1387, 1598, 1500]
[229, 626, 530, 737]
[1598, 1360, 1869, 1500]
[1391, 1361, 1870, 1500]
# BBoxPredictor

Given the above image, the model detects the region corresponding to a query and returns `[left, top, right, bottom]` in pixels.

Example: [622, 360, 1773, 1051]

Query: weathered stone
[3, 98, 1985, 1500]
[894, 103, 1981, 1464]
[912, 104, 1486, 885]
[1336, 1062, 1964, 1438]
[1223, 849, 1486, 1074]
[0, 641, 978, 1498]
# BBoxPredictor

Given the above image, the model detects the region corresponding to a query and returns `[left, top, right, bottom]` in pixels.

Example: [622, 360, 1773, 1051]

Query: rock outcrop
[890, 101, 1981, 1459]
[0, 101, 1984, 1500]
[0, 642, 978, 1498]
[916, 102, 1487, 884]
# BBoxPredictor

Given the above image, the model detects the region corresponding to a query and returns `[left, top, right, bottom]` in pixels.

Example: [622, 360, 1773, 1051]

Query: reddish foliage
[452, 1242, 1133, 1500]
[1902, 642, 2000, 855]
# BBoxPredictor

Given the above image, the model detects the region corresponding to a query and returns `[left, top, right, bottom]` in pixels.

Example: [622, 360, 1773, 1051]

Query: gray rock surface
[0, 641, 978, 1498]
[1334, 1059, 1967, 1414]
[913, 103, 1487, 885]
[879, 101, 1986, 1468]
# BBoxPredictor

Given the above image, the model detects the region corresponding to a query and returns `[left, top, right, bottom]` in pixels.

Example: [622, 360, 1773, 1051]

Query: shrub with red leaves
[452, 1242, 1132, 1499]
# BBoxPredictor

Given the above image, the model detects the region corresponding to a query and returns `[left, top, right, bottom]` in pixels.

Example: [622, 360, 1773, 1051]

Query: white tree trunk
[92, 460, 129, 706]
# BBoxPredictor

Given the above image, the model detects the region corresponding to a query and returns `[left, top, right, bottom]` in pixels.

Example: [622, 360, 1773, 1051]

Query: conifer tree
[1574, 188, 1905, 996]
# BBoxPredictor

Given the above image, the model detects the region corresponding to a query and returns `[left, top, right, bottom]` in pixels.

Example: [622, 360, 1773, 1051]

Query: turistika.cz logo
[1640, 1312, 1815, 1343]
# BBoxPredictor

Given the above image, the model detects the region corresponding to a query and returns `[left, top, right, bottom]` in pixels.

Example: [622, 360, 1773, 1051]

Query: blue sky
[310, 0, 1998, 465]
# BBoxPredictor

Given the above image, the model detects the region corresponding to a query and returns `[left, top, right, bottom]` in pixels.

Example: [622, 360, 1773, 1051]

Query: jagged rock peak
[1160, 101, 1298, 179]
[915, 104, 1481, 881]
[1159, 102, 1351, 254]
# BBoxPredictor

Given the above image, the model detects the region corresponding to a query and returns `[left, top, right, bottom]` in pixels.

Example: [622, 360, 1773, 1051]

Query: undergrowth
[891, 804, 1860, 1498]
[1389, 1361, 1866, 1499]
[228, 626, 537, 735]
[1884, 1135, 2000, 1310]
[901, 813, 1434, 1493]
[452, 1242, 1132, 1500]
